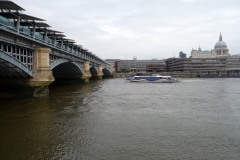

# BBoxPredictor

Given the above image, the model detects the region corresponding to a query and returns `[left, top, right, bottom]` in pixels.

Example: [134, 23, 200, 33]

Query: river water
[0, 78, 240, 159]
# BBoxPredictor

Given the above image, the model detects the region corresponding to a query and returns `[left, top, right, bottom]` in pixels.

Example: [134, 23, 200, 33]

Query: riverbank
[114, 72, 198, 78]
[114, 72, 240, 78]
[114, 73, 136, 78]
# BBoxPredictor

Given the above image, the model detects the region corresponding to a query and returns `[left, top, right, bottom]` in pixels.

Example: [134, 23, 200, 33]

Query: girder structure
[0, 39, 33, 78]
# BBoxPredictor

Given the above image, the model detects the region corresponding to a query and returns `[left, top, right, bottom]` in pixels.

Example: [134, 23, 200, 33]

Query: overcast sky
[14, 0, 240, 60]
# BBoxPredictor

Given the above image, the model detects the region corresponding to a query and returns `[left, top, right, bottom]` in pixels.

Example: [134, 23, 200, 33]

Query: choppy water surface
[0, 78, 240, 159]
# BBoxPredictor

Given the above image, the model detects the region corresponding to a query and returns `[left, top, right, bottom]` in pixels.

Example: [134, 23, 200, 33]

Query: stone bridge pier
[97, 65, 104, 79]
[28, 48, 54, 97]
[81, 61, 92, 82]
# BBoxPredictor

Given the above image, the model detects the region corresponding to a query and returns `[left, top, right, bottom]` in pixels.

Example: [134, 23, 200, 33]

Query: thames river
[0, 78, 240, 159]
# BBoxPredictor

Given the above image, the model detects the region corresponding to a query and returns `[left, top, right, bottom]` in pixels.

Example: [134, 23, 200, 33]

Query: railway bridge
[0, 1, 114, 97]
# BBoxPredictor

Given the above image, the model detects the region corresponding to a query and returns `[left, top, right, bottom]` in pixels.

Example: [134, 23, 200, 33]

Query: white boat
[125, 74, 178, 83]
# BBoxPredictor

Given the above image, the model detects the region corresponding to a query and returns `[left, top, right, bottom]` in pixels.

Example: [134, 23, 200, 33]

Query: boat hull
[129, 79, 178, 83]
[125, 74, 179, 83]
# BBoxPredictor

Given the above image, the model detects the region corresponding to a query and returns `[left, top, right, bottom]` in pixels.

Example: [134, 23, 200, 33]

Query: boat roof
[134, 75, 171, 77]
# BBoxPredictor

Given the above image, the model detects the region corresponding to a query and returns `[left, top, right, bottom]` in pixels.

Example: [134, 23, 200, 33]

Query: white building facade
[191, 33, 230, 58]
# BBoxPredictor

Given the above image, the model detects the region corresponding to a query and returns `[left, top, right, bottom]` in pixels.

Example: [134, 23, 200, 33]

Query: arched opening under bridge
[89, 67, 98, 79]
[102, 68, 113, 78]
[51, 62, 83, 81]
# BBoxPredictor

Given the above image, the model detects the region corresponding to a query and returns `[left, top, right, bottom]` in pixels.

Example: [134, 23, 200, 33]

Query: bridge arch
[102, 68, 111, 75]
[50, 59, 84, 79]
[89, 66, 98, 76]
[0, 50, 33, 78]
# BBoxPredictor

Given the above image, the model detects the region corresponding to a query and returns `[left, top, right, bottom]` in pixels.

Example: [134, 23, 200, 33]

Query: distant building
[231, 54, 240, 57]
[116, 59, 165, 72]
[166, 58, 226, 72]
[146, 64, 166, 72]
[134, 59, 165, 72]
[226, 56, 240, 71]
[105, 59, 120, 67]
[166, 57, 240, 74]
[179, 51, 187, 58]
[118, 60, 133, 71]
[191, 33, 230, 58]
[114, 60, 120, 71]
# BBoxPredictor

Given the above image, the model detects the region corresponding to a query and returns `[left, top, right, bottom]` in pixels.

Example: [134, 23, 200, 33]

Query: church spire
[198, 46, 201, 51]
[219, 32, 222, 41]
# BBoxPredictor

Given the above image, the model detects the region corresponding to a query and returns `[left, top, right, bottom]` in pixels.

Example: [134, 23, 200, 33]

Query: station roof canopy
[62, 38, 75, 41]
[55, 37, 69, 41]
[47, 33, 64, 37]
[0, 12, 45, 21]
[48, 34, 66, 39]
[0, 1, 25, 11]
[19, 14, 45, 21]
[62, 39, 76, 44]
[74, 45, 82, 49]
[64, 41, 76, 44]
[52, 34, 66, 37]
[45, 29, 63, 33]
[35, 28, 63, 33]
[76, 45, 82, 48]
[48, 34, 66, 40]
[20, 22, 51, 27]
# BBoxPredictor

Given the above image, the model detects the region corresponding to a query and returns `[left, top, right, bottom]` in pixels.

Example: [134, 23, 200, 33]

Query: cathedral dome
[215, 33, 227, 48]
[215, 41, 227, 47]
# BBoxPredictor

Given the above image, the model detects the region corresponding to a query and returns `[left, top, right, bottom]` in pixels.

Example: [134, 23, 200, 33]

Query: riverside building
[166, 58, 227, 73]
[116, 58, 165, 72]
[105, 59, 120, 67]
[166, 57, 240, 75]
[146, 64, 166, 72]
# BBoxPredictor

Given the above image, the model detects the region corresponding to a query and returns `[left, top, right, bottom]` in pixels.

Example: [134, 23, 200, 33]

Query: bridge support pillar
[81, 61, 92, 82]
[111, 67, 115, 74]
[97, 65, 104, 79]
[29, 48, 55, 97]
